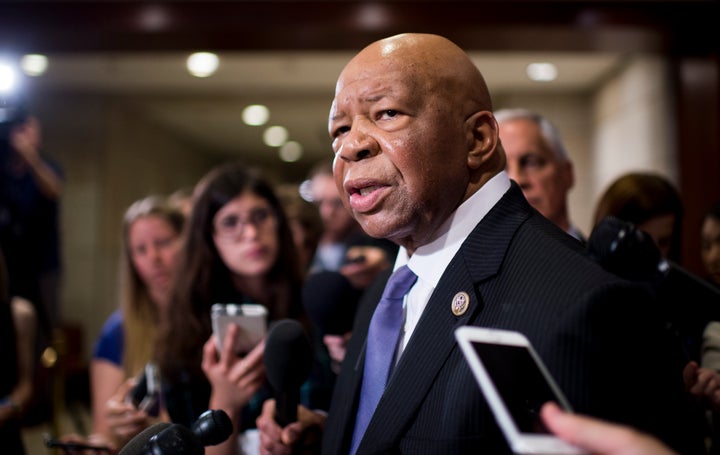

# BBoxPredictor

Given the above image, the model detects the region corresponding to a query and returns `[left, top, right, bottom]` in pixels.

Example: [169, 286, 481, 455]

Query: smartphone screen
[456, 326, 587, 455]
[470, 342, 557, 434]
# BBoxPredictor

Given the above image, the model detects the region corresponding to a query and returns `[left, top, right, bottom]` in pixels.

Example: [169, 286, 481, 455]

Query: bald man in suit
[256, 33, 706, 455]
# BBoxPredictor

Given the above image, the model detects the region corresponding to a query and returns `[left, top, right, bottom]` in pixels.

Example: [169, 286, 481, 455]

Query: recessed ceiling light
[186, 52, 219, 78]
[21, 54, 48, 76]
[526, 62, 558, 82]
[242, 104, 270, 126]
[263, 125, 288, 147]
[279, 141, 303, 162]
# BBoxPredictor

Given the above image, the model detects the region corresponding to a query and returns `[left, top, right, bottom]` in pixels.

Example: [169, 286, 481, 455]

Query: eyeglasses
[213, 207, 275, 238]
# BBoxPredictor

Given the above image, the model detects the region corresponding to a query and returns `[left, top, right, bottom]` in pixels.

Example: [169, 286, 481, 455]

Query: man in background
[495, 108, 585, 243]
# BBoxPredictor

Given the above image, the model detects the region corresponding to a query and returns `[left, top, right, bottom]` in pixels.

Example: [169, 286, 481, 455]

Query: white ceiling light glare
[299, 179, 313, 202]
[526, 62, 558, 82]
[263, 125, 288, 147]
[279, 140, 303, 162]
[242, 104, 270, 126]
[20, 54, 48, 77]
[0, 61, 17, 94]
[186, 52, 219, 78]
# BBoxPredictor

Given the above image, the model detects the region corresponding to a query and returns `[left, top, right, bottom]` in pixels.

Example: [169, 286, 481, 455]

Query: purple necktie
[349, 265, 418, 455]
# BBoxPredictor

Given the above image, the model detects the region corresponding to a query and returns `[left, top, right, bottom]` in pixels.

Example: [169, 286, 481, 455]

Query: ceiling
[20, 50, 624, 165]
[2, 0, 715, 171]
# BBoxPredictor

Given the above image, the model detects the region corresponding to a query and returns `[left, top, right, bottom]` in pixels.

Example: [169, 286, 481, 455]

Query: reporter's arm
[90, 359, 127, 436]
[202, 327, 266, 455]
[10, 116, 63, 199]
[5, 298, 36, 421]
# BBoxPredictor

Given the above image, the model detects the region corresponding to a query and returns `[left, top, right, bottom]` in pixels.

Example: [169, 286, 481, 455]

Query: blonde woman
[91, 195, 185, 448]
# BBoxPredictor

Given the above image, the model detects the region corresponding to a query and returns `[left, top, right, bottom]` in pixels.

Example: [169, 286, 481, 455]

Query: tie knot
[383, 265, 418, 300]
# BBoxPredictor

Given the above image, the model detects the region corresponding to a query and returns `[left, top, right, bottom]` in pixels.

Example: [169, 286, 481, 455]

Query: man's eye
[381, 110, 399, 118]
[520, 155, 545, 169]
[333, 126, 350, 138]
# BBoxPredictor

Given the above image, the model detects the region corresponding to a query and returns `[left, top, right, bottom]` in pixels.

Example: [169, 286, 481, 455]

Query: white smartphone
[455, 326, 588, 455]
[211, 303, 268, 355]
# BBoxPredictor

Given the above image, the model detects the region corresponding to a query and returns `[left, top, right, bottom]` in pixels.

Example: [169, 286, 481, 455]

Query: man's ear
[466, 111, 499, 170]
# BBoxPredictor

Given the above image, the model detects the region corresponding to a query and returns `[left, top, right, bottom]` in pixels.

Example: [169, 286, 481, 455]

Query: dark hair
[156, 161, 304, 381]
[703, 201, 720, 224]
[592, 172, 684, 261]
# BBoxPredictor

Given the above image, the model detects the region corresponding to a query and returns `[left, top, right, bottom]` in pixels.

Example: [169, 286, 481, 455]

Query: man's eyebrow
[362, 94, 385, 103]
[329, 95, 387, 122]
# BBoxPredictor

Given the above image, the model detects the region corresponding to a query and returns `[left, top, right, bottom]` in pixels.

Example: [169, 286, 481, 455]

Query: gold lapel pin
[451, 291, 470, 316]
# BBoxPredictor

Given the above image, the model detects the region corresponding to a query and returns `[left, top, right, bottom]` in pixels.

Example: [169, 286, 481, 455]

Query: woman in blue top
[91, 195, 185, 448]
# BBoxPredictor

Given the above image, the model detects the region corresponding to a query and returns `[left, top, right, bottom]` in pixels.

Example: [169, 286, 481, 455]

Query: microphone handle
[275, 389, 299, 427]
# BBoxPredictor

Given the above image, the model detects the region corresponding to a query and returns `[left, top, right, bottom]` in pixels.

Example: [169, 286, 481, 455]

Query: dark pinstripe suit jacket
[322, 183, 706, 455]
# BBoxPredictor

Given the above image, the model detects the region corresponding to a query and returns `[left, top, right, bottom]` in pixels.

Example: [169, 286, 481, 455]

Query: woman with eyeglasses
[155, 161, 308, 455]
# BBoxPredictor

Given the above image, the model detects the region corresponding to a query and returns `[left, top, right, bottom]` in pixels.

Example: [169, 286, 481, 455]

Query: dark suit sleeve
[543, 281, 707, 455]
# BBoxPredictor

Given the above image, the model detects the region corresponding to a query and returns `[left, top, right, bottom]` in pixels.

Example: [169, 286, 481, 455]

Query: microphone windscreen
[146, 424, 203, 455]
[191, 409, 233, 446]
[264, 319, 314, 392]
[118, 422, 171, 455]
[587, 216, 662, 281]
[302, 271, 362, 335]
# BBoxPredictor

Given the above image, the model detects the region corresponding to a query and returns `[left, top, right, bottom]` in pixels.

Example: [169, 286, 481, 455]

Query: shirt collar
[395, 171, 511, 288]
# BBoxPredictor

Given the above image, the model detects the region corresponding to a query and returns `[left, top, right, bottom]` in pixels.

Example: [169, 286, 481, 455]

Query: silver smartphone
[211, 303, 268, 355]
[455, 326, 588, 455]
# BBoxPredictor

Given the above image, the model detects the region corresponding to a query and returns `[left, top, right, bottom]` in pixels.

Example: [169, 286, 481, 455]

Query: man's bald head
[336, 33, 494, 118]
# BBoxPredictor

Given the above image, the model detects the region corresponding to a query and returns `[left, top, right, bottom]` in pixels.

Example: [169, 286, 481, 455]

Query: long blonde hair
[118, 195, 185, 377]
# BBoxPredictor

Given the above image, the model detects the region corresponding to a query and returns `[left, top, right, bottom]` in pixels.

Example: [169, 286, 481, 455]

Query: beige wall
[34, 92, 220, 357]
[591, 55, 677, 210]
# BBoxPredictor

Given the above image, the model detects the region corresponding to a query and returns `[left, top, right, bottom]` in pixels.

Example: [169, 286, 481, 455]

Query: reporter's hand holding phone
[202, 322, 267, 418]
[102, 378, 153, 448]
[540, 402, 678, 455]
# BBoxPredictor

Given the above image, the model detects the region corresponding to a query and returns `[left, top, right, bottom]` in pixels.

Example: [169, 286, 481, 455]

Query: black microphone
[302, 271, 362, 335]
[588, 216, 720, 361]
[117, 409, 233, 455]
[264, 319, 314, 426]
[118, 422, 171, 455]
